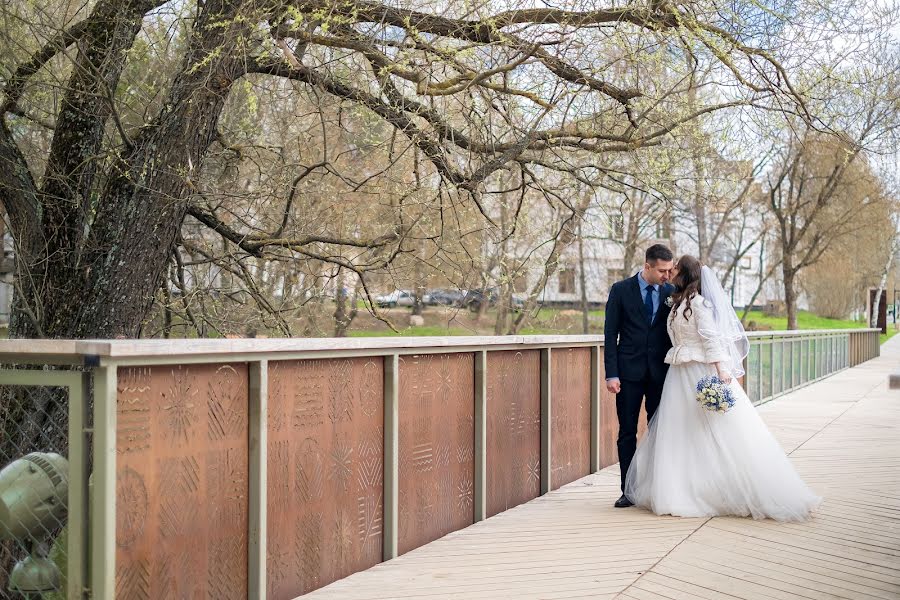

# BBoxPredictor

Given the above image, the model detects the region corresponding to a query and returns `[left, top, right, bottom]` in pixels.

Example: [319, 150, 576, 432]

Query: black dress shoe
[614, 494, 634, 508]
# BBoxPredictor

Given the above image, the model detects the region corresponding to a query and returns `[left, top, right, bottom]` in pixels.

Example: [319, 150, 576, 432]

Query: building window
[609, 214, 625, 240]
[741, 256, 752, 270]
[558, 266, 576, 294]
[655, 219, 671, 239]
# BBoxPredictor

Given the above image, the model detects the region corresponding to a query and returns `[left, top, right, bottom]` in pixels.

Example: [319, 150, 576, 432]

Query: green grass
[741, 310, 868, 331]
[741, 310, 897, 345]
[348, 325, 477, 337]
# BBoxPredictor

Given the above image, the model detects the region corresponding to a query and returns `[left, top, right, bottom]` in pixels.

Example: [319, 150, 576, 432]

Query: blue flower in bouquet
[695, 375, 736, 413]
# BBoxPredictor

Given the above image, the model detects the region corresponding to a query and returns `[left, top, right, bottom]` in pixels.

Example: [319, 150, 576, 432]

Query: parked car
[374, 290, 430, 308]
[461, 287, 499, 311]
[510, 293, 528, 311]
[375, 290, 415, 308]
[428, 288, 467, 306]
[462, 288, 531, 312]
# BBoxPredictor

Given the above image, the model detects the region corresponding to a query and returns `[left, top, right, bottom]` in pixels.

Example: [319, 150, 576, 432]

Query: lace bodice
[665, 294, 730, 366]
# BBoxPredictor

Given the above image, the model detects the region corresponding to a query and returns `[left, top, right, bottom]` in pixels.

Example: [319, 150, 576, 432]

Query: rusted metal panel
[550, 348, 591, 490]
[486, 350, 541, 517]
[397, 353, 475, 555]
[596, 349, 619, 470]
[115, 364, 249, 600]
[266, 358, 384, 599]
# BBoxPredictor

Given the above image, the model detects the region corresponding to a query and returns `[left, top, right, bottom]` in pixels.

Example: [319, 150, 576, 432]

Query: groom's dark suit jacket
[604, 274, 674, 383]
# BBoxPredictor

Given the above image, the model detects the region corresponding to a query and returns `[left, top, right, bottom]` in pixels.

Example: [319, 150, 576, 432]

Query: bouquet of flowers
[696, 375, 736, 413]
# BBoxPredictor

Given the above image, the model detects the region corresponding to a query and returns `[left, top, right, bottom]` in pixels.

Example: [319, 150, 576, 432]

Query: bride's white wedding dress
[624, 287, 821, 522]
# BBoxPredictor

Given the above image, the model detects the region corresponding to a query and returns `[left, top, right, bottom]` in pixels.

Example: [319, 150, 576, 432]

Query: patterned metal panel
[266, 358, 384, 599]
[116, 364, 249, 600]
[398, 353, 475, 555]
[597, 349, 619, 469]
[551, 348, 591, 490]
[486, 350, 541, 517]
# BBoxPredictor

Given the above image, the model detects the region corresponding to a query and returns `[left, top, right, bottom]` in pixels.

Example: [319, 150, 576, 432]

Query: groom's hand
[605, 377, 621, 394]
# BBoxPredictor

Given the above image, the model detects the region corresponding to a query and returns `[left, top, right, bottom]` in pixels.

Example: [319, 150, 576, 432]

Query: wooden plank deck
[303, 337, 900, 600]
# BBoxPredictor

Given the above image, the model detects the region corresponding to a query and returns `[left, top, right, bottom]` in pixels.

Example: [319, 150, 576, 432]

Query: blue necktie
[644, 286, 655, 324]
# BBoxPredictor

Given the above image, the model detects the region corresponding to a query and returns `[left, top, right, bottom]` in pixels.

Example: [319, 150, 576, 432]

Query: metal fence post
[590, 345, 601, 474]
[474, 351, 488, 522]
[383, 355, 400, 560]
[248, 360, 268, 600]
[540, 348, 552, 495]
[91, 365, 117, 600]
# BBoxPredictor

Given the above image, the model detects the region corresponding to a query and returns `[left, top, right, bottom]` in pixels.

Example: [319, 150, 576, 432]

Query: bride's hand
[716, 368, 733, 385]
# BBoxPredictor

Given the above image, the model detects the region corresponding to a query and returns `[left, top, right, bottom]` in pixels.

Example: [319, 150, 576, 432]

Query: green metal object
[8, 555, 62, 594]
[0, 453, 69, 542]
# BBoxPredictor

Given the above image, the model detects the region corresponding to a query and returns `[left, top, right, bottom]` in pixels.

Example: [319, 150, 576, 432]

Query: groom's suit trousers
[617, 374, 664, 492]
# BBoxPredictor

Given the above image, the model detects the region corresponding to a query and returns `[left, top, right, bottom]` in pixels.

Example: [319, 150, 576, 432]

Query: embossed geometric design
[116, 363, 249, 600]
[270, 440, 291, 513]
[118, 367, 152, 453]
[155, 540, 202, 600]
[267, 362, 290, 433]
[296, 514, 324, 594]
[360, 360, 380, 417]
[356, 433, 383, 490]
[551, 348, 592, 490]
[295, 438, 325, 503]
[267, 545, 293, 600]
[207, 365, 246, 441]
[158, 457, 200, 539]
[208, 534, 246, 599]
[331, 507, 356, 580]
[117, 467, 148, 548]
[293, 361, 325, 430]
[116, 559, 150, 600]
[487, 350, 542, 517]
[398, 352, 475, 555]
[329, 436, 354, 492]
[357, 492, 382, 562]
[207, 447, 247, 532]
[596, 348, 619, 468]
[456, 473, 474, 515]
[267, 358, 384, 600]
[160, 365, 199, 445]
[329, 358, 354, 424]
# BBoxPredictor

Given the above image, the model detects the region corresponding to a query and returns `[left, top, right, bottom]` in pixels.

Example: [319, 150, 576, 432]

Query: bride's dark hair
[671, 255, 702, 321]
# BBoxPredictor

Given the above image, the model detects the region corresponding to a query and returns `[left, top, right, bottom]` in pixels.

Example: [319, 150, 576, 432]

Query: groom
[604, 244, 675, 508]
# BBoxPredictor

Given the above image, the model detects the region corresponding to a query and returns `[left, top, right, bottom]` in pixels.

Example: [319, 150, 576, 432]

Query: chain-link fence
[0, 370, 89, 600]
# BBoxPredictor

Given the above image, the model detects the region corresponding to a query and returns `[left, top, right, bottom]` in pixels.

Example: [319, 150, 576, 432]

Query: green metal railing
[744, 329, 880, 405]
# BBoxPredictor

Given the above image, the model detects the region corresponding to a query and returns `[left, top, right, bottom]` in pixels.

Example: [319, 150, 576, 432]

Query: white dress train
[624, 296, 822, 522]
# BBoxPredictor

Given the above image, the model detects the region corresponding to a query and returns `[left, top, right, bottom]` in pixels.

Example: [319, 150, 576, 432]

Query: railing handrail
[0, 328, 881, 364]
[745, 328, 879, 338]
[0, 334, 604, 364]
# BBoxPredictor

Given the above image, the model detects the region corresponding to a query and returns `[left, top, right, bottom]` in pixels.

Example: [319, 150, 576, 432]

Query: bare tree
[766, 130, 897, 329]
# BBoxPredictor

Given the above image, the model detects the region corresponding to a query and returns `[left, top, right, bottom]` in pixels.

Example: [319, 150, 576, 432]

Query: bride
[624, 255, 821, 521]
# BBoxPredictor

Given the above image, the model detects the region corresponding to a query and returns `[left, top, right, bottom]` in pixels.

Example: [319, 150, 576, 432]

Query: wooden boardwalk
[304, 337, 900, 600]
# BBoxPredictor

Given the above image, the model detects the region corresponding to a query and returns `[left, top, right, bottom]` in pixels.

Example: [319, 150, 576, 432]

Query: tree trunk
[870, 232, 897, 330]
[334, 268, 350, 336]
[783, 261, 798, 330]
[578, 224, 590, 334]
[2, 1, 251, 521]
